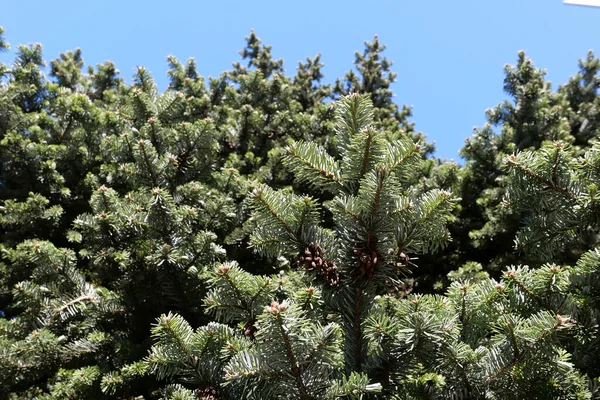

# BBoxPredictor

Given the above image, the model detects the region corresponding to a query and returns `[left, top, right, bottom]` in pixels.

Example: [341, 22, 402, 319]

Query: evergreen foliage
[147, 95, 600, 399]
[450, 50, 600, 278]
[1, 25, 600, 399]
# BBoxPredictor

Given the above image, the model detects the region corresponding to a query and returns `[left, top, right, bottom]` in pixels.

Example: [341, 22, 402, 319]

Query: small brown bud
[556, 314, 568, 326]
[216, 264, 231, 275]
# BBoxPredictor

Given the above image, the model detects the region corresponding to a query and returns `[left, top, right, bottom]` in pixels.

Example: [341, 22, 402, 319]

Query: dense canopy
[1, 28, 599, 399]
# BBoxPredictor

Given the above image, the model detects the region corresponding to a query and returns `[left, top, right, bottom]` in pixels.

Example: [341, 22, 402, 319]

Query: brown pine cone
[355, 249, 381, 280]
[243, 319, 258, 340]
[320, 260, 340, 287]
[296, 243, 341, 287]
[195, 386, 219, 400]
[296, 243, 324, 271]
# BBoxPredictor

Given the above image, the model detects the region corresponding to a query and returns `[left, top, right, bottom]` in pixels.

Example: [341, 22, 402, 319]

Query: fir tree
[0, 26, 9, 52]
[2, 26, 600, 400]
[0, 29, 428, 398]
[147, 94, 457, 399]
[456, 50, 600, 275]
[148, 95, 599, 399]
[292, 54, 331, 111]
[561, 51, 600, 148]
[233, 30, 284, 79]
[333, 36, 432, 155]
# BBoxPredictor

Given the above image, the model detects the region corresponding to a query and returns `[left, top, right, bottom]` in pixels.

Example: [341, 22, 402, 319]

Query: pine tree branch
[448, 351, 473, 395]
[507, 272, 562, 313]
[184, 121, 211, 156]
[222, 273, 249, 315]
[253, 189, 295, 236]
[460, 286, 468, 324]
[162, 316, 201, 381]
[390, 200, 413, 218]
[302, 328, 333, 372]
[139, 141, 158, 187]
[59, 115, 73, 143]
[302, 289, 314, 312]
[157, 91, 183, 121]
[285, 145, 343, 186]
[48, 295, 95, 323]
[204, 301, 248, 314]
[248, 236, 288, 249]
[485, 354, 524, 386]
[507, 321, 520, 360]
[225, 364, 288, 380]
[123, 132, 134, 159]
[296, 203, 310, 237]
[582, 158, 600, 173]
[116, 109, 135, 121]
[353, 287, 363, 372]
[416, 191, 453, 226]
[196, 331, 217, 367]
[370, 170, 386, 218]
[386, 144, 421, 172]
[511, 276, 538, 300]
[360, 131, 373, 178]
[150, 121, 160, 152]
[99, 188, 110, 213]
[551, 148, 560, 187]
[248, 281, 271, 315]
[333, 198, 361, 222]
[505, 155, 576, 200]
[545, 270, 557, 308]
[504, 271, 560, 313]
[58, 295, 94, 313]
[275, 313, 310, 400]
[350, 95, 359, 133]
[484, 317, 564, 385]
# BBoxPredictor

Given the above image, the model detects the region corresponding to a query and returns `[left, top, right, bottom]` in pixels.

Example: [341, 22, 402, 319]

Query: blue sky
[1, 0, 599, 159]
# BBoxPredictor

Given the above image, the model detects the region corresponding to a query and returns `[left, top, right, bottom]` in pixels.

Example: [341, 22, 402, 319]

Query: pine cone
[195, 386, 220, 400]
[243, 320, 258, 340]
[320, 260, 340, 287]
[355, 249, 380, 280]
[296, 243, 340, 287]
[296, 243, 324, 270]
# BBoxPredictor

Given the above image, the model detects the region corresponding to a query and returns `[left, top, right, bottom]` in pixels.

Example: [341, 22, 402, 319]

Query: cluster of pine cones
[296, 243, 340, 287]
[354, 249, 380, 280]
[195, 386, 219, 400]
